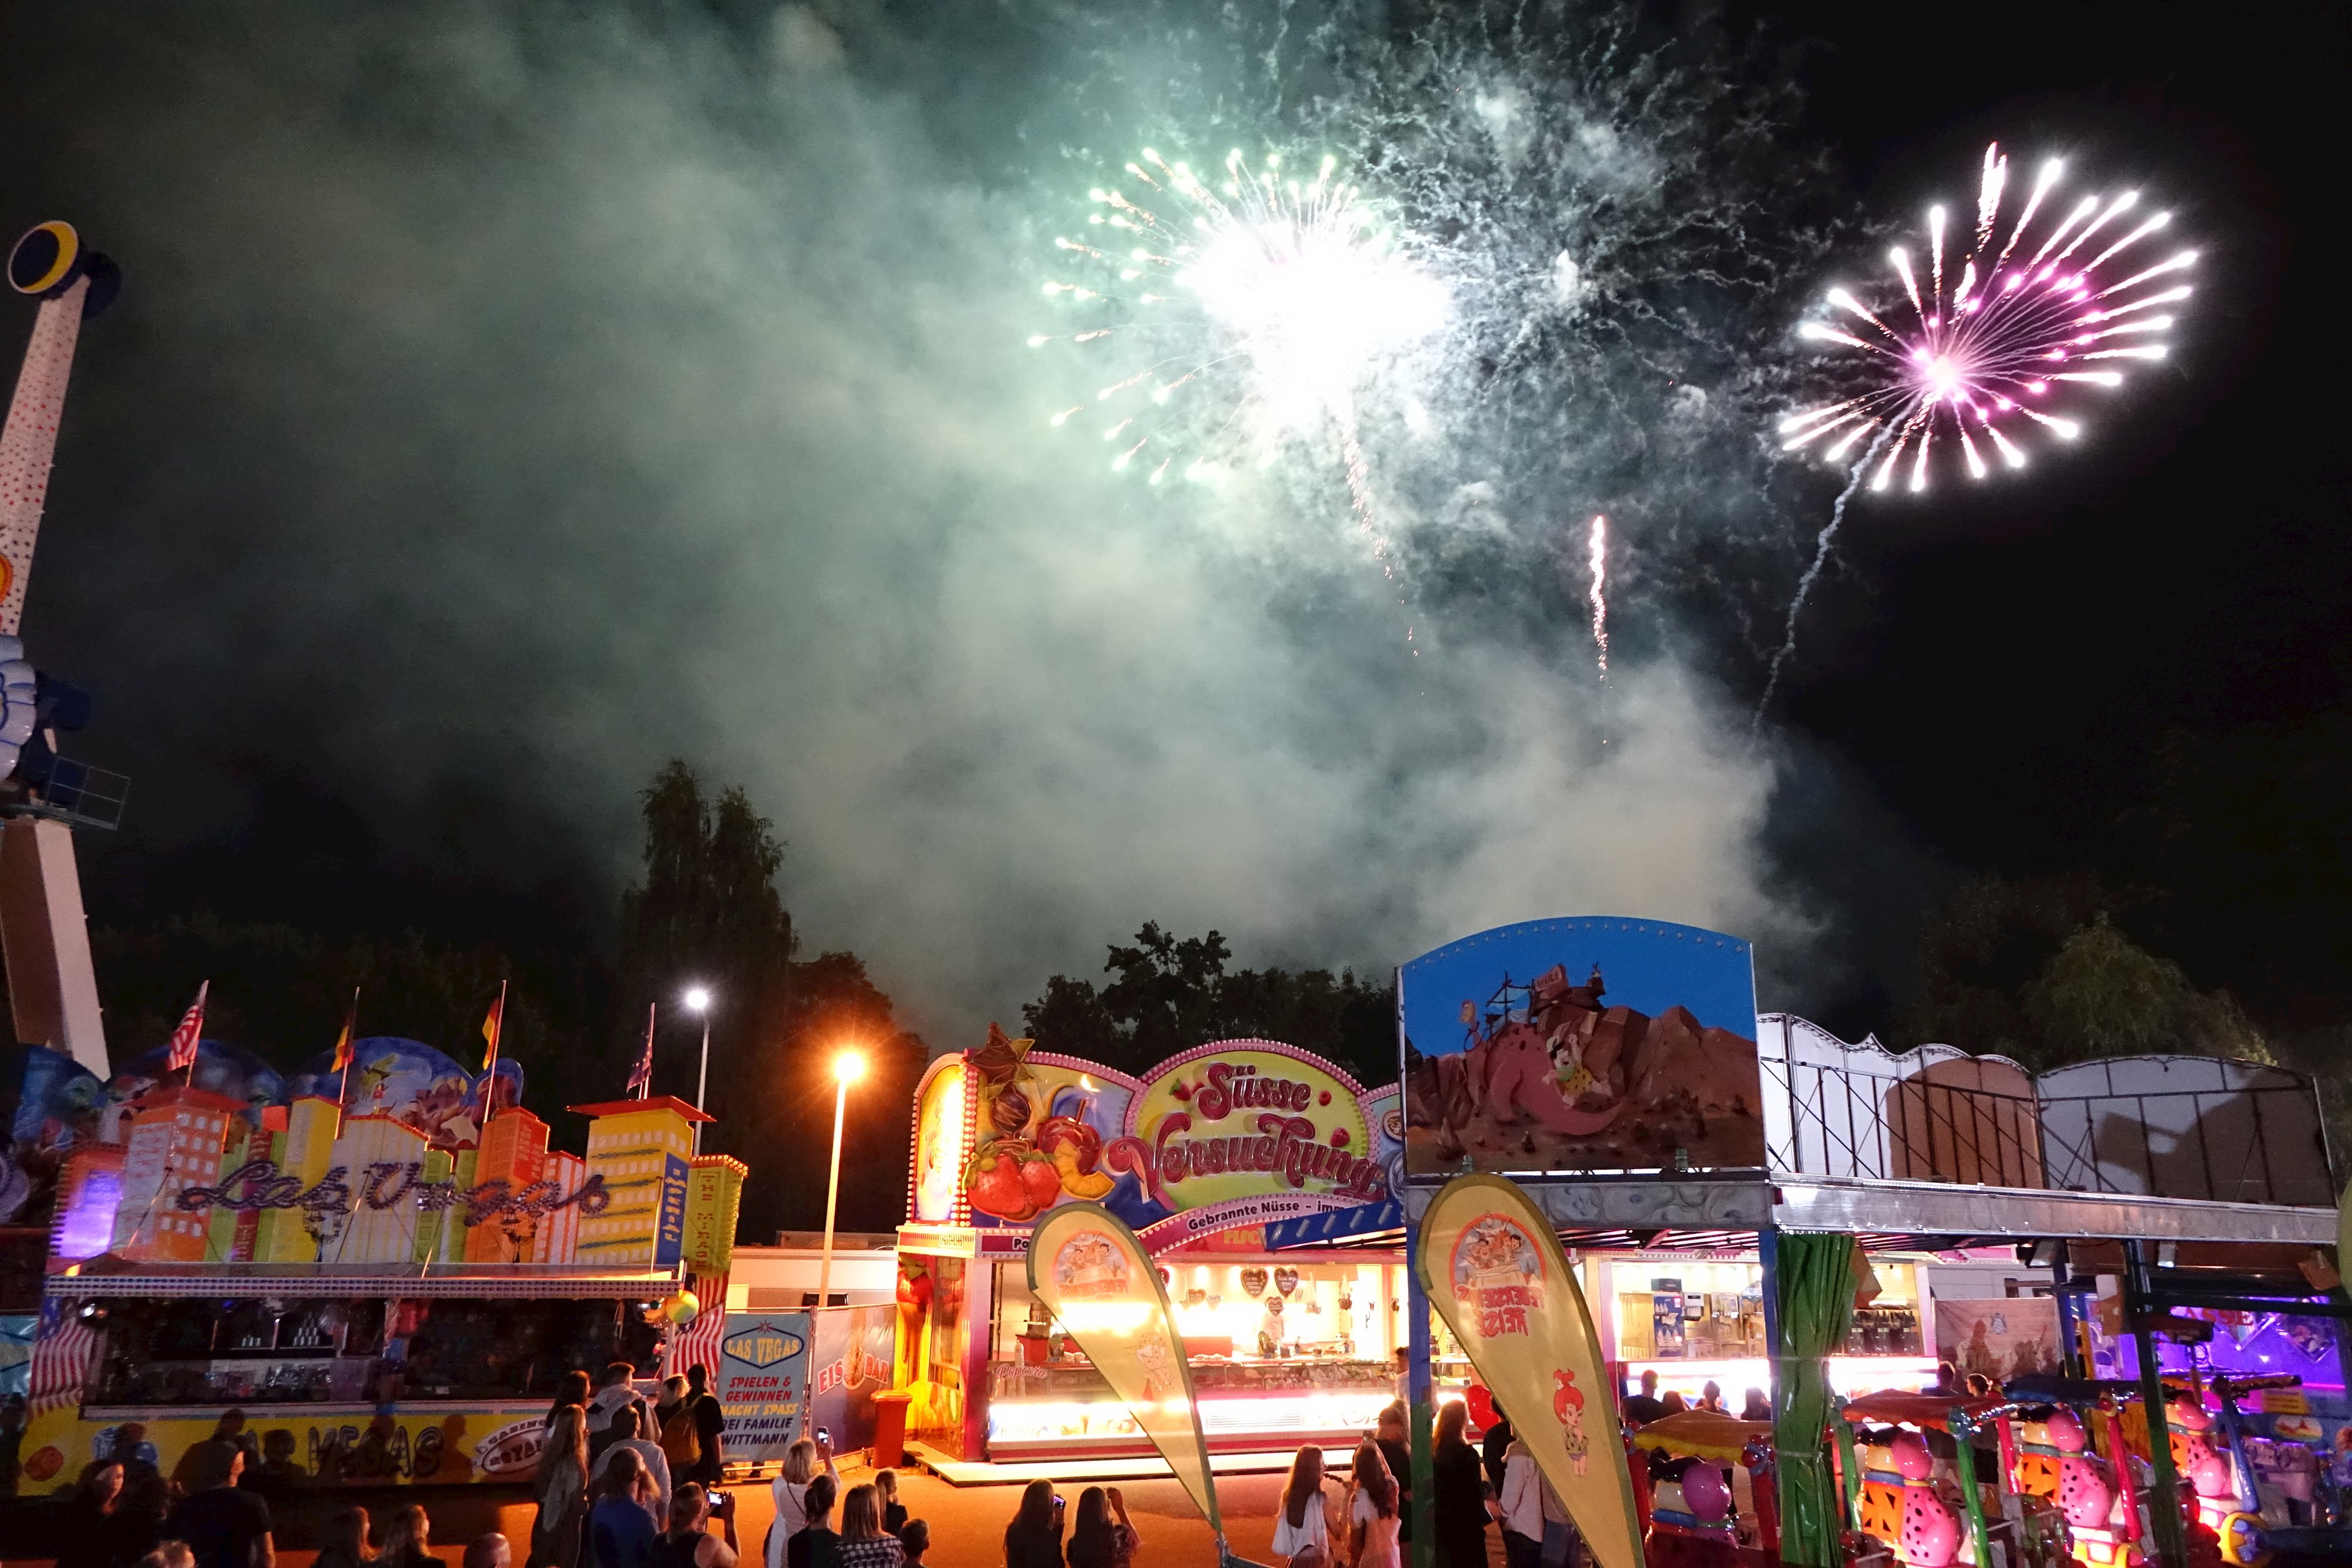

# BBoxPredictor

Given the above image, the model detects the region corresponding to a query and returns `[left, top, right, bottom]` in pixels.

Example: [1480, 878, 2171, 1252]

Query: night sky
[0, 0, 2342, 1052]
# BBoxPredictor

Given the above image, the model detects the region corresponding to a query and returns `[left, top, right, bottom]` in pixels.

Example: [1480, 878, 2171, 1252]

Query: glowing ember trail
[1780, 141, 2194, 493]
[1036, 146, 1444, 571]
[1585, 514, 1609, 677]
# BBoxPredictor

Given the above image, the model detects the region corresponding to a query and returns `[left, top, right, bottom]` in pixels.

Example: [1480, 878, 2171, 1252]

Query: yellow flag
[1028, 1203, 1221, 1540]
[1417, 1174, 1645, 1568]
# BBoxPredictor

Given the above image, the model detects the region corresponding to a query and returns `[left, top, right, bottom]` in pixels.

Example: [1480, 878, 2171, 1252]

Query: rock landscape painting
[1399, 916, 1765, 1176]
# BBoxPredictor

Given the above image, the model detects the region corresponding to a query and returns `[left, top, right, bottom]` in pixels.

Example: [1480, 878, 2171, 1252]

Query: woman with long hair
[769, 1438, 839, 1568]
[1064, 1487, 1138, 1568]
[871, 1471, 907, 1539]
[1003, 1480, 1065, 1568]
[1271, 1447, 1331, 1568]
[533, 1406, 591, 1568]
[834, 1484, 902, 1568]
[1431, 1403, 1490, 1568]
[312, 1508, 378, 1568]
[663, 1485, 737, 1568]
[549, 1372, 594, 1426]
[57, 1461, 136, 1568]
[591, 1450, 660, 1568]
[1347, 1443, 1401, 1568]
[378, 1505, 436, 1568]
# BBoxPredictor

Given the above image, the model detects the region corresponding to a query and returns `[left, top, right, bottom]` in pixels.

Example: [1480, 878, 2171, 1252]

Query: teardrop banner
[1029, 1202, 1225, 1546]
[1415, 1174, 1646, 1568]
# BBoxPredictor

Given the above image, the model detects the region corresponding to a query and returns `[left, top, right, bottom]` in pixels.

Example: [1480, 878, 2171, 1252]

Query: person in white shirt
[767, 1437, 838, 1568]
[589, 1403, 674, 1524]
[586, 1362, 640, 1459]
[1271, 1446, 1336, 1568]
[1495, 1439, 1545, 1568]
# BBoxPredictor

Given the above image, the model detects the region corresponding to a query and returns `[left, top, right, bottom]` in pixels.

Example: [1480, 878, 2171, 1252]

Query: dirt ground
[22, 1464, 1484, 1568]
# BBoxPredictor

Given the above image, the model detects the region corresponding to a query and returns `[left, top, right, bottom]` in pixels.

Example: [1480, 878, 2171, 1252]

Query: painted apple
[1036, 1116, 1103, 1172]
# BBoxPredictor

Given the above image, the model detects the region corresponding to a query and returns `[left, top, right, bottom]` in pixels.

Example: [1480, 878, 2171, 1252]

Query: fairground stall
[11, 1036, 744, 1490]
[1397, 916, 2347, 1568]
[891, 1029, 1413, 1464]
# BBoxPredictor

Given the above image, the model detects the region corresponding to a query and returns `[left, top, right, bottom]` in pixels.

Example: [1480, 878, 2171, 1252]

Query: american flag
[628, 1003, 656, 1098]
[665, 1270, 728, 1380]
[29, 1298, 96, 1415]
[164, 981, 209, 1074]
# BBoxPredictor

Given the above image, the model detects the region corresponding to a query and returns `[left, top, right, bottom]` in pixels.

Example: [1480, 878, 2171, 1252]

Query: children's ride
[1628, 1411, 1778, 1567]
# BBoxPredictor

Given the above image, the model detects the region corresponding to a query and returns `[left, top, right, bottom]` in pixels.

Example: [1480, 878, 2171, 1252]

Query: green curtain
[1773, 1232, 1860, 1567]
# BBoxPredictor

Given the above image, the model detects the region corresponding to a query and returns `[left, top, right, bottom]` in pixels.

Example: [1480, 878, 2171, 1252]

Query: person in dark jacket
[787, 1476, 839, 1568]
[1003, 1480, 1064, 1568]
[58, 1461, 148, 1568]
[1480, 1408, 1514, 1495]
[1430, 1403, 1489, 1568]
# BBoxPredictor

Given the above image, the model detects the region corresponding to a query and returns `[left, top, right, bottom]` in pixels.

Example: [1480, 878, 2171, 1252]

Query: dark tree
[1896, 876, 2266, 1071]
[1021, 922, 1396, 1087]
[616, 761, 923, 1239]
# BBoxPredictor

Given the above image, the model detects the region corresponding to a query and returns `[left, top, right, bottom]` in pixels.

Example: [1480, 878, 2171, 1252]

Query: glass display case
[983, 1254, 1407, 1457]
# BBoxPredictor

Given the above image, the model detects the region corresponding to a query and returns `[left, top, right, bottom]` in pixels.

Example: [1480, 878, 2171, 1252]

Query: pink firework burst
[1781, 142, 2195, 492]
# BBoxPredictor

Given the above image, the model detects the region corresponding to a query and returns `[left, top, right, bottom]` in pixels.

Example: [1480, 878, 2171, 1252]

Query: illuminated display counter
[986, 1351, 1400, 1455]
[1595, 1252, 1936, 1407]
[981, 1250, 1408, 1458]
[892, 1034, 1409, 1462]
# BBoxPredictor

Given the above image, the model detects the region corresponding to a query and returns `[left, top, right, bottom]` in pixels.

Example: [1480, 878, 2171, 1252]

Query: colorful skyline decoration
[48, 1079, 739, 1274]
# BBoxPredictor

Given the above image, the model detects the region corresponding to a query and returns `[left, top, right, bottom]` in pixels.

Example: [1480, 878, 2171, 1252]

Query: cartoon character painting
[1053, 1230, 1128, 1298]
[1554, 1368, 1591, 1473]
[1402, 917, 1764, 1176]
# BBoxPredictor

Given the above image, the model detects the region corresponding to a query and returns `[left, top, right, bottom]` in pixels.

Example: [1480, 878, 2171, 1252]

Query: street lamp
[817, 1049, 867, 1313]
[684, 986, 712, 1152]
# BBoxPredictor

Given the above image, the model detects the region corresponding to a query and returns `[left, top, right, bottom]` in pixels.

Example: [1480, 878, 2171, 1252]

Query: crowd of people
[765, 1437, 928, 1568]
[982, 1396, 1583, 1568]
[34, 1360, 738, 1568]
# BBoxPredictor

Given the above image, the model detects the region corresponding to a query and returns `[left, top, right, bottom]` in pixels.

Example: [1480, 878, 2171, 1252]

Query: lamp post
[684, 986, 711, 1152]
[818, 1049, 866, 1312]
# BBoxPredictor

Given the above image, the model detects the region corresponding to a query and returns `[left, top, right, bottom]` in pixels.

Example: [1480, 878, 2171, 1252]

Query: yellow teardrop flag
[1417, 1174, 1645, 1568]
[2338, 1180, 2350, 1288]
[1029, 1203, 1222, 1540]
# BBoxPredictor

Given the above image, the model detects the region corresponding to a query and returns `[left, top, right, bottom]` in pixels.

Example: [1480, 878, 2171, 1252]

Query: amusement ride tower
[0, 221, 124, 1078]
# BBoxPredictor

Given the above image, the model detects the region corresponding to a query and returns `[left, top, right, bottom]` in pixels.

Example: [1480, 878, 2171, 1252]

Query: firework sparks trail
[1036, 146, 1444, 567]
[1780, 141, 2193, 494]
[1754, 423, 1898, 727]
[1586, 514, 1609, 677]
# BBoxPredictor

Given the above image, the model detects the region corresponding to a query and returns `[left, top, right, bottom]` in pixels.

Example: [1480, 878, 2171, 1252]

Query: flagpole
[336, 987, 360, 1114]
[484, 977, 508, 1094]
[639, 1002, 656, 1099]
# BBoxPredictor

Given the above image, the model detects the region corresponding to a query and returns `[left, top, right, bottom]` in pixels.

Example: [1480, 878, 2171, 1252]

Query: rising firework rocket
[1585, 515, 1608, 679]
[1780, 142, 2194, 491]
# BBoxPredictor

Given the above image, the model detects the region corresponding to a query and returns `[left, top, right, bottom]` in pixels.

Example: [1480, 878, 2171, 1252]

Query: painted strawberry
[968, 1144, 1038, 1221]
[1332, 1129, 1350, 1148]
[1020, 1149, 1065, 1213]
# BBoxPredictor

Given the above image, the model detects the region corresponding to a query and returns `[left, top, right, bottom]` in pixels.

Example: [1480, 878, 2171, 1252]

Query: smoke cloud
[2, 0, 1860, 1046]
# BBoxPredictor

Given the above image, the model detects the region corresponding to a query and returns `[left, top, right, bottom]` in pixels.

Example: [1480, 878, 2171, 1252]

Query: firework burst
[1035, 146, 1444, 567]
[1780, 142, 2194, 492]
